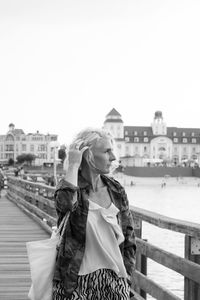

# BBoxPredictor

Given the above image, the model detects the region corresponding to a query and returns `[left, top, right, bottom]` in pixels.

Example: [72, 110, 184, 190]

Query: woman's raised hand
[68, 139, 88, 169]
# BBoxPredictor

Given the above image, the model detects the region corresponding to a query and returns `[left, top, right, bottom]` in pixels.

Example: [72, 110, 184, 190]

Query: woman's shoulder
[55, 178, 79, 194]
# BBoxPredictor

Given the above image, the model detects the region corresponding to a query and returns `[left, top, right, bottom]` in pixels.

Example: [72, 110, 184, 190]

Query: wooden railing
[6, 177, 200, 300]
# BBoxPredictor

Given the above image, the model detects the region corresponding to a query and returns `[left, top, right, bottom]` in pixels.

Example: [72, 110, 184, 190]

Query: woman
[53, 128, 136, 299]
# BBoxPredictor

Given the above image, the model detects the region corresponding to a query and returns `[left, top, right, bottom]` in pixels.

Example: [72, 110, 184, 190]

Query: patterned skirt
[53, 268, 130, 300]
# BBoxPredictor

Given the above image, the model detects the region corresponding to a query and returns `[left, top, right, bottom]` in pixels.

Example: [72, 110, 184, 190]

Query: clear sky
[1, 0, 200, 145]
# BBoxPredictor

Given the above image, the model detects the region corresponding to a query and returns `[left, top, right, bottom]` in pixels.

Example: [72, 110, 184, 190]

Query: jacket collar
[78, 173, 121, 194]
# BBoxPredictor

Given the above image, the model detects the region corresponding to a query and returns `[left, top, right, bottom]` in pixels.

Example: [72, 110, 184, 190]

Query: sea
[116, 175, 200, 300]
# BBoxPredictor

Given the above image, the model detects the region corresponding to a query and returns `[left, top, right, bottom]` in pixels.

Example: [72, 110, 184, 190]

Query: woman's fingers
[80, 146, 88, 154]
[69, 139, 83, 150]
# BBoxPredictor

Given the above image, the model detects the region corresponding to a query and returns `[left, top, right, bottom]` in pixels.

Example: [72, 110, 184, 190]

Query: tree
[25, 153, 37, 166]
[16, 153, 36, 166]
[16, 154, 27, 164]
[58, 146, 66, 163]
[8, 158, 14, 166]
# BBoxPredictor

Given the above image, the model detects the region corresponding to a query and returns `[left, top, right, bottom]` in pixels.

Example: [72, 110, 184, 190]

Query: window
[38, 153, 47, 159]
[38, 144, 46, 151]
[125, 137, 130, 142]
[6, 134, 14, 141]
[22, 144, 26, 151]
[192, 138, 196, 143]
[144, 137, 148, 143]
[191, 132, 195, 137]
[173, 138, 178, 143]
[182, 132, 186, 137]
[183, 138, 187, 143]
[159, 147, 166, 151]
[125, 131, 128, 135]
[134, 137, 139, 142]
[173, 132, 177, 136]
[144, 146, 147, 152]
[143, 131, 147, 136]
[5, 145, 14, 151]
[134, 131, 137, 135]
[125, 146, 129, 155]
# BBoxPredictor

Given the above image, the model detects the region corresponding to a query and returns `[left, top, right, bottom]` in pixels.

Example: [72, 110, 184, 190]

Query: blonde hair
[72, 127, 113, 149]
[64, 127, 119, 173]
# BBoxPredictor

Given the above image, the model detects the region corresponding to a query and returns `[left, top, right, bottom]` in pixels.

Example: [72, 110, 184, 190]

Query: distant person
[14, 165, 24, 177]
[14, 168, 19, 177]
[0, 169, 4, 197]
[161, 179, 166, 188]
[19, 166, 24, 177]
[53, 127, 136, 300]
[47, 176, 54, 186]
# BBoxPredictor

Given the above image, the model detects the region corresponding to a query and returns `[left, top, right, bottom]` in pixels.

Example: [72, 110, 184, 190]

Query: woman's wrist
[64, 164, 79, 186]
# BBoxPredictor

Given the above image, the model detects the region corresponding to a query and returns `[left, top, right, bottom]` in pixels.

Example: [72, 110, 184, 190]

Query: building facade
[0, 123, 58, 166]
[103, 108, 200, 167]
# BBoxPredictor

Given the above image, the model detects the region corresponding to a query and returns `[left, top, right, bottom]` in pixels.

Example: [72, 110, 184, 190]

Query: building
[103, 108, 200, 167]
[0, 123, 59, 166]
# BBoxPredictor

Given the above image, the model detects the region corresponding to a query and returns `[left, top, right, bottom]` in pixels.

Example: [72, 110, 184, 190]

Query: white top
[78, 200, 127, 278]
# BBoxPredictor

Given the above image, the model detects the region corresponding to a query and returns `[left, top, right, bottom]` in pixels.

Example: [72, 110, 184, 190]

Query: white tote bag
[26, 213, 70, 300]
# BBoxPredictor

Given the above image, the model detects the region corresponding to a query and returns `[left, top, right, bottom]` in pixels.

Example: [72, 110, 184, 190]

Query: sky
[1, 0, 200, 145]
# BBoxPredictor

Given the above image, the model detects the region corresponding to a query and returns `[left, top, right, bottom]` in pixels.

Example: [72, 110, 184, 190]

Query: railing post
[133, 218, 147, 299]
[184, 235, 200, 300]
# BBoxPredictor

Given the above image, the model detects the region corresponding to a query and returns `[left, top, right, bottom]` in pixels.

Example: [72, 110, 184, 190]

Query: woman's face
[90, 137, 116, 174]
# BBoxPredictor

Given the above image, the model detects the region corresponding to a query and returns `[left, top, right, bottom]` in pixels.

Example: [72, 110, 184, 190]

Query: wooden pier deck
[0, 191, 49, 300]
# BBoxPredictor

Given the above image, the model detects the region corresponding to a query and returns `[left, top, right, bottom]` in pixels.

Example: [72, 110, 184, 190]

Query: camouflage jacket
[53, 174, 136, 298]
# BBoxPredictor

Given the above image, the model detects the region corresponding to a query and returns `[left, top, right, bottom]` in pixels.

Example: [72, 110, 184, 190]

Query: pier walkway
[0, 190, 49, 300]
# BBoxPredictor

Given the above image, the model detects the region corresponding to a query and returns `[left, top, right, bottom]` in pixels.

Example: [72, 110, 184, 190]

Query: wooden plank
[7, 191, 55, 233]
[0, 192, 50, 300]
[184, 235, 200, 300]
[131, 289, 145, 300]
[136, 238, 200, 284]
[131, 205, 200, 238]
[133, 270, 181, 300]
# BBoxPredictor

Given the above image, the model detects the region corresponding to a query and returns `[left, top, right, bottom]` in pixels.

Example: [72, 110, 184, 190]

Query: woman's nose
[110, 152, 116, 161]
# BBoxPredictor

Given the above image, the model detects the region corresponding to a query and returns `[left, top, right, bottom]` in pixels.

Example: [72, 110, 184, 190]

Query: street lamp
[49, 141, 60, 186]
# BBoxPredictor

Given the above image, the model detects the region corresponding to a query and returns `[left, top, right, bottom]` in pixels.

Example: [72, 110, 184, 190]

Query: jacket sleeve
[121, 188, 137, 278]
[54, 179, 79, 226]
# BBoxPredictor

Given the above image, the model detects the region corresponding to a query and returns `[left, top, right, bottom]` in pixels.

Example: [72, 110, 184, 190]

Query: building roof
[104, 118, 123, 123]
[124, 126, 153, 136]
[106, 108, 121, 117]
[7, 129, 25, 135]
[167, 127, 200, 137]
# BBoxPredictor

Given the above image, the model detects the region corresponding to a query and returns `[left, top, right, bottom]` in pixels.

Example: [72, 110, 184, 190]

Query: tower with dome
[103, 108, 200, 167]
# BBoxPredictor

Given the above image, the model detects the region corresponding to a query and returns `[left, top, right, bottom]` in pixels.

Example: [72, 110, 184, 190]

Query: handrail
[131, 205, 200, 238]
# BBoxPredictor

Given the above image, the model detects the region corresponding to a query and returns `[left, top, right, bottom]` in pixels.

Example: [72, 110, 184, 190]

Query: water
[123, 176, 200, 300]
